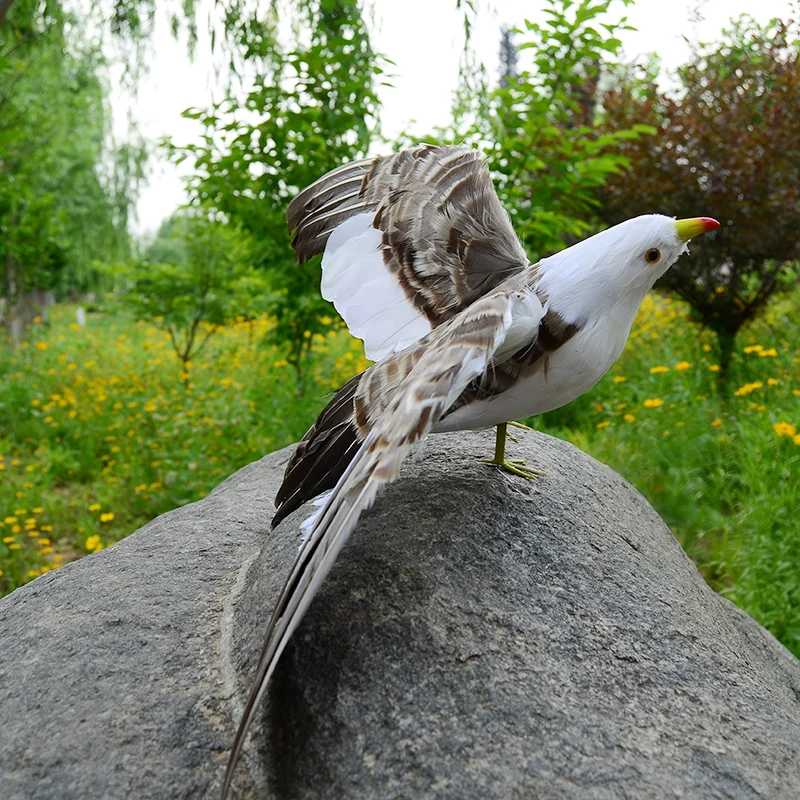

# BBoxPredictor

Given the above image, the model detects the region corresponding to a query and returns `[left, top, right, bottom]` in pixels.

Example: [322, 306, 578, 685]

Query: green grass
[1, 293, 799, 655]
[0, 307, 367, 589]
[530, 291, 800, 653]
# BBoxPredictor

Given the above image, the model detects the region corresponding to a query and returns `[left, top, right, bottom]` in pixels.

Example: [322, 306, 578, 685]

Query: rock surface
[1, 430, 799, 799]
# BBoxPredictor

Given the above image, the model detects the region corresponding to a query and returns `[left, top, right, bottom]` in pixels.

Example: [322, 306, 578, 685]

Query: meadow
[1, 292, 798, 655]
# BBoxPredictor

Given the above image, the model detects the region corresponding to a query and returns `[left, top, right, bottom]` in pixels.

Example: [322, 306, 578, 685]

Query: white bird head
[538, 214, 720, 320]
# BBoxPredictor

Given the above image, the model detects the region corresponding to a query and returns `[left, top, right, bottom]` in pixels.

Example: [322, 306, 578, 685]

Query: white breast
[434, 311, 635, 432]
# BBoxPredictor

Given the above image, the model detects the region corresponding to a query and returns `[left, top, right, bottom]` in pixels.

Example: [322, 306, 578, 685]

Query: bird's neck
[536, 252, 652, 328]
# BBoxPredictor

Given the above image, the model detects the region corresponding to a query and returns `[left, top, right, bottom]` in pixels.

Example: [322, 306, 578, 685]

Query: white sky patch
[125, 0, 796, 236]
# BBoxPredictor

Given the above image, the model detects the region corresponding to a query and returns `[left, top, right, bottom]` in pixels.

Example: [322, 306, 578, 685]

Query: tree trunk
[2, 256, 52, 346]
[182, 355, 191, 389]
[714, 328, 739, 396]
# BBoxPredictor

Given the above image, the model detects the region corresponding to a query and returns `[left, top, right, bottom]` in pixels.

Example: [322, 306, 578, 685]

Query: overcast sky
[128, 0, 796, 236]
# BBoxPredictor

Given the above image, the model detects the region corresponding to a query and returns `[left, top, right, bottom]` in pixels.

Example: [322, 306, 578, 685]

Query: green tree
[0, 0, 278, 344]
[599, 16, 800, 384]
[114, 210, 266, 384]
[426, 0, 652, 261]
[0, 0, 144, 341]
[173, 0, 382, 385]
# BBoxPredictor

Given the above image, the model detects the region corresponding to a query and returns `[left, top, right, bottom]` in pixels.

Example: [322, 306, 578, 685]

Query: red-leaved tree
[599, 15, 800, 384]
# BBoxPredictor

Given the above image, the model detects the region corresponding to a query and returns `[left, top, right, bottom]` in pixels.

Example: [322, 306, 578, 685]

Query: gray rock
[1, 430, 798, 799]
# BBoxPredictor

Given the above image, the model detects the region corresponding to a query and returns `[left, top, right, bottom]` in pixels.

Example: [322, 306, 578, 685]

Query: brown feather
[272, 373, 365, 528]
[447, 305, 584, 413]
[285, 144, 530, 326]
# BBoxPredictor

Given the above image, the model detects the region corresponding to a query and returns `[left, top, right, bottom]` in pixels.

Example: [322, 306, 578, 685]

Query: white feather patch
[493, 291, 547, 362]
[299, 491, 332, 547]
[321, 212, 432, 362]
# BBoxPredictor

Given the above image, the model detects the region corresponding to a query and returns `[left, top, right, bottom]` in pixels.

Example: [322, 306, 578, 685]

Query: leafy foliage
[172, 0, 382, 380]
[0, 0, 145, 339]
[430, 0, 652, 261]
[113, 211, 266, 380]
[599, 15, 800, 380]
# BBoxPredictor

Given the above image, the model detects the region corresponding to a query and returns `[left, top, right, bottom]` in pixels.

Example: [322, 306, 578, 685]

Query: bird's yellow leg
[479, 422, 547, 480]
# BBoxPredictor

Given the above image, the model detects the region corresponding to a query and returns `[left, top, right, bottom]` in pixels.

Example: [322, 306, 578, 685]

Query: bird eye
[645, 248, 661, 264]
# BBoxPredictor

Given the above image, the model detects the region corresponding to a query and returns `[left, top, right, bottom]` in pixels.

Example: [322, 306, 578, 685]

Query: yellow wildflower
[35, 341, 48, 351]
[674, 361, 690, 371]
[702, 344, 712, 352]
[3, 517, 17, 525]
[9, 543, 20, 550]
[743, 345, 763, 354]
[612, 376, 626, 383]
[88, 503, 101, 512]
[708, 365, 720, 372]
[734, 381, 763, 397]
[774, 422, 797, 438]
[711, 419, 723, 428]
[596, 421, 611, 429]
[643, 398, 664, 408]
[2, 536, 14, 544]
[33, 507, 43, 514]
[100, 512, 115, 523]
[759, 348, 778, 357]
[623, 414, 635, 423]
[794, 434, 800, 446]
[650, 366, 670, 374]
[767, 378, 779, 386]
[85, 535, 101, 551]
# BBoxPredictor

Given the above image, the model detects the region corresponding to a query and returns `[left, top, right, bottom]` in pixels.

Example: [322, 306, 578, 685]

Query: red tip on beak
[675, 217, 721, 242]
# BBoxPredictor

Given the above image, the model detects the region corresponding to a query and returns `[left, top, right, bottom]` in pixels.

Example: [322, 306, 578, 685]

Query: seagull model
[220, 143, 719, 797]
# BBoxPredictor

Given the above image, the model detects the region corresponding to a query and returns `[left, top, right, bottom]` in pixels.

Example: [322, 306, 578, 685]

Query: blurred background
[1, 0, 798, 655]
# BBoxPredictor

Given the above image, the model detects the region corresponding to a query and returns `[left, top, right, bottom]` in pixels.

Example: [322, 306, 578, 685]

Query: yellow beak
[675, 217, 720, 242]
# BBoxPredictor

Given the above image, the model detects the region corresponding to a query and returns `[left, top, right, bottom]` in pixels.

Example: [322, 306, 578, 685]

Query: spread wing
[221, 288, 545, 798]
[286, 144, 530, 361]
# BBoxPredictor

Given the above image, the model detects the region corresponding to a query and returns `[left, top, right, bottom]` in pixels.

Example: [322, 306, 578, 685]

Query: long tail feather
[221, 289, 543, 799]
